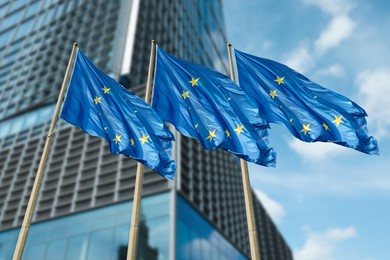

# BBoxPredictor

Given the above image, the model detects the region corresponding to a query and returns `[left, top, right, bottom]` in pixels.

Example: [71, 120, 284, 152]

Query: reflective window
[0, 29, 15, 47]
[46, 238, 67, 260]
[8, 1, 26, 13]
[65, 234, 89, 259]
[25, 1, 42, 18]
[112, 225, 129, 260]
[0, 4, 9, 18]
[24, 243, 46, 260]
[177, 196, 246, 260]
[2, 50, 19, 65]
[14, 17, 35, 40]
[42, 7, 55, 26]
[87, 229, 114, 260]
[0, 8, 25, 30]
[0, 105, 54, 139]
[0, 192, 171, 260]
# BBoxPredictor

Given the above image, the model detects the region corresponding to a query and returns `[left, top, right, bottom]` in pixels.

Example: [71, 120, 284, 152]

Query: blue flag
[61, 50, 176, 179]
[152, 48, 276, 167]
[234, 49, 378, 155]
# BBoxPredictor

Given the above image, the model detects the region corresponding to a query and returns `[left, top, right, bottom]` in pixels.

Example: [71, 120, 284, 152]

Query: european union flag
[61, 50, 176, 179]
[152, 48, 276, 166]
[234, 49, 379, 155]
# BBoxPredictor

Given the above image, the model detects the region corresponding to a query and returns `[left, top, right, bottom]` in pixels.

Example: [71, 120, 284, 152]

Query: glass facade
[0, 193, 246, 260]
[0, 192, 171, 260]
[0, 0, 124, 120]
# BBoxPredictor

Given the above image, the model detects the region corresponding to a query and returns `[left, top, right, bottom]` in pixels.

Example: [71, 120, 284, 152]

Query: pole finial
[73, 42, 78, 47]
[227, 42, 232, 47]
[152, 39, 157, 44]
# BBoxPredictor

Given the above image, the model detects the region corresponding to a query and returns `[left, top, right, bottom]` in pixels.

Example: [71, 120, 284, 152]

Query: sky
[223, 1, 390, 259]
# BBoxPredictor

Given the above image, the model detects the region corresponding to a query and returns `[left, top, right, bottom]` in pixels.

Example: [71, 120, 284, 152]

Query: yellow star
[206, 129, 216, 142]
[130, 138, 135, 146]
[234, 125, 244, 135]
[181, 90, 190, 100]
[113, 134, 121, 144]
[274, 76, 285, 85]
[195, 124, 199, 129]
[104, 127, 108, 132]
[225, 129, 231, 138]
[289, 118, 294, 125]
[269, 90, 278, 99]
[102, 86, 110, 94]
[94, 96, 102, 105]
[300, 123, 311, 135]
[314, 96, 317, 99]
[322, 122, 330, 131]
[332, 116, 343, 126]
[227, 97, 231, 101]
[188, 77, 200, 87]
[139, 134, 150, 144]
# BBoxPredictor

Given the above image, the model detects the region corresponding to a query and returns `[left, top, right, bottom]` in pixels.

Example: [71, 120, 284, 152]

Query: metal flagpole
[227, 43, 261, 260]
[12, 43, 79, 260]
[127, 40, 157, 260]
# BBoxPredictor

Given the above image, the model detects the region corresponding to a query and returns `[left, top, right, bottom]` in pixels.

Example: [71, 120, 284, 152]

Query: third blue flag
[234, 49, 378, 155]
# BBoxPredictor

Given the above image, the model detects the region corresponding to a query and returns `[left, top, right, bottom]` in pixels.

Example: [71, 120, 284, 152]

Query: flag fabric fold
[61, 50, 176, 179]
[152, 47, 276, 167]
[234, 49, 378, 155]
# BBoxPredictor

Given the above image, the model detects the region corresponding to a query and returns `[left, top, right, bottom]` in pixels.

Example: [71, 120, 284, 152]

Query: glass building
[0, 0, 293, 259]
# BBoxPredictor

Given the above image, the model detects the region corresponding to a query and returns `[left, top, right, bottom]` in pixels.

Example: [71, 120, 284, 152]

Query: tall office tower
[0, 0, 293, 259]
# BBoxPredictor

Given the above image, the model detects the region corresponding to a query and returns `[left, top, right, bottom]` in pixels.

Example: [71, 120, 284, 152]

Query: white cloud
[356, 69, 390, 139]
[301, 0, 353, 16]
[314, 15, 355, 54]
[294, 227, 356, 260]
[261, 40, 273, 51]
[254, 189, 285, 223]
[283, 44, 314, 73]
[288, 138, 347, 162]
[284, 0, 355, 73]
[315, 64, 345, 78]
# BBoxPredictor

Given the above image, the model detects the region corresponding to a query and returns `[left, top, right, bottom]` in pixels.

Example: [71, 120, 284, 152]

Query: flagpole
[12, 43, 79, 260]
[227, 43, 261, 260]
[127, 40, 157, 260]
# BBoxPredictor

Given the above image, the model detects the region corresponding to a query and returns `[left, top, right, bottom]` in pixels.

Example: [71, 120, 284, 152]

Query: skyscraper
[0, 0, 293, 259]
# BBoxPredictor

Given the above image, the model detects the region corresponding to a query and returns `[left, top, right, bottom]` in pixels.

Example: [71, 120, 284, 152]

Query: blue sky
[224, 1, 390, 259]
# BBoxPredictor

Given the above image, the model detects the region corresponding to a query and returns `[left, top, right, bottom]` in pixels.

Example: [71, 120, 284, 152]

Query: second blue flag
[152, 48, 276, 167]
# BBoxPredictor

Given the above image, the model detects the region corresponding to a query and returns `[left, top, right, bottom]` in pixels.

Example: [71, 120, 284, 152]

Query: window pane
[25, 1, 42, 18]
[45, 238, 67, 260]
[65, 234, 89, 259]
[112, 224, 129, 260]
[0, 8, 25, 30]
[177, 220, 191, 260]
[24, 243, 46, 260]
[14, 18, 35, 39]
[0, 29, 15, 47]
[87, 229, 113, 260]
[8, 1, 25, 12]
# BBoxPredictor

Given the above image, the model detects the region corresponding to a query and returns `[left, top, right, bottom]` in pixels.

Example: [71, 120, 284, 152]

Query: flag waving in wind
[234, 49, 378, 155]
[61, 50, 176, 179]
[152, 47, 276, 167]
